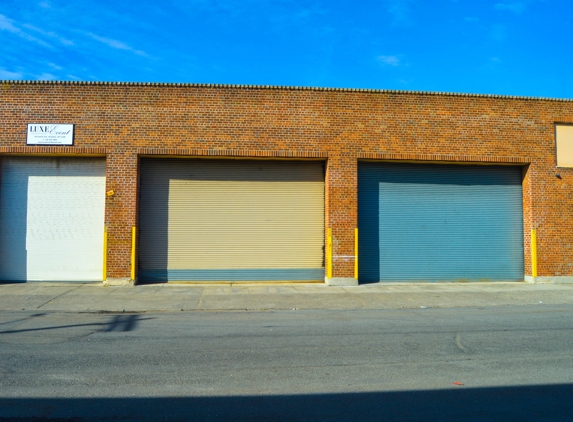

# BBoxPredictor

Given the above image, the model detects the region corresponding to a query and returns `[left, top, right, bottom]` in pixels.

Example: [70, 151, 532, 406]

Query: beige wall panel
[556, 125, 573, 167]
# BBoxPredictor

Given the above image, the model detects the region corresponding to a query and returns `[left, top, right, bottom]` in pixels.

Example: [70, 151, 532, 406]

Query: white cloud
[378, 55, 401, 66]
[464, 17, 479, 22]
[0, 68, 23, 79]
[0, 14, 52, 47]
[85, 32, 148, 56]
[0, 13, 18, 32]
[495, 2, 527, 14]
[36, 72, 56, 80]
[47, 62, 63, 70]
[22, 23, 74, 45]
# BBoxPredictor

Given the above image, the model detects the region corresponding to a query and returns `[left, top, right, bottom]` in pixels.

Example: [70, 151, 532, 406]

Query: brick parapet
[3, 79, 573, 103]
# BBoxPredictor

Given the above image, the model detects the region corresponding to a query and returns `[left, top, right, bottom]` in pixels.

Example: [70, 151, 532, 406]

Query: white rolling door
[0, 157, 106, 281]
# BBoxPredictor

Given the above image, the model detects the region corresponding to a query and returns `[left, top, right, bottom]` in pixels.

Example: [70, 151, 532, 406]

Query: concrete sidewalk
[2, 281, 573, 312]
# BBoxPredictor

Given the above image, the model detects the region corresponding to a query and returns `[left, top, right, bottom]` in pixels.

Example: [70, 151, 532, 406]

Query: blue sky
[1, 0, 571, 97]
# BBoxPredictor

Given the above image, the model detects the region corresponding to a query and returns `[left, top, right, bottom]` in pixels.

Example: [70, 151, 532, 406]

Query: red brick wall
[1, 81, 573, 280]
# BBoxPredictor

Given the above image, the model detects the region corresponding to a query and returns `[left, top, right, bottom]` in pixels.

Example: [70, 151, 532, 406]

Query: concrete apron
[106, 277, 361, 287]
[11, 275, 573, 287]
[524, 276, 573, 284]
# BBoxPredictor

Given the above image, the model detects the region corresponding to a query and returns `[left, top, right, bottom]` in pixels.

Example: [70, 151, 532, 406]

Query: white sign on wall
[27, 124, 75, 146]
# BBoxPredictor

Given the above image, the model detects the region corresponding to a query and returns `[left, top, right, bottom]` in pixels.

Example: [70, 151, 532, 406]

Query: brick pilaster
[105, 151, 138, 281]
[326, 155, 357, 279]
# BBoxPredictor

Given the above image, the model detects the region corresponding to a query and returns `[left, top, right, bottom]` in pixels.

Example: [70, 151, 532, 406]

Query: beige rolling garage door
[0, 157, 106, 282]
[138, 158, 325, 282]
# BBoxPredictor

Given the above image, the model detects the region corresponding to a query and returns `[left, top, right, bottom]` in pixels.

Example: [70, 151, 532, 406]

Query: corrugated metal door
[358, 162, 524, 282]
[0, 157, 106, 281]
[138, 158, 325, 282]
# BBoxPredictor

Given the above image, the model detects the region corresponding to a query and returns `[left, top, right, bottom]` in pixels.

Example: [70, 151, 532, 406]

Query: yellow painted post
[354, 228, 358, 280]
[103, 226, 108, 282]
[531, 229, 537, 278]
[327, 228, 333, 279]
[131, 226, 136, 281]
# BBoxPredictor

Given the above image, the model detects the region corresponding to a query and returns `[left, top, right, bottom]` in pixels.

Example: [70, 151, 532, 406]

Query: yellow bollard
[103, 226, 108, 282]
[327, 228, 333, 279]
[354, 228, 358, 280]
[131, 226, 136, 281]
[531, 229, 537, 278]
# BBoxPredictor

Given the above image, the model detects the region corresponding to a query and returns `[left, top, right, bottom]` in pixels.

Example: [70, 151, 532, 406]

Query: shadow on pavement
[0, 314, 152, 335]
[1, 383, 572, 421]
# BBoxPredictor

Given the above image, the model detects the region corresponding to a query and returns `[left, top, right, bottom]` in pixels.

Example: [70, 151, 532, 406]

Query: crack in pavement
[35, 285, 86, 310]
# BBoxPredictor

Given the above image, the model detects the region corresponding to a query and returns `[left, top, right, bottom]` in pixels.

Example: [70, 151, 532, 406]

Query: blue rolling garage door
[358, 162, 524, 282]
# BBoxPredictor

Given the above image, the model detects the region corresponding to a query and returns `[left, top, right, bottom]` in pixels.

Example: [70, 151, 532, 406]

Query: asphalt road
[1, 305, 573, 421]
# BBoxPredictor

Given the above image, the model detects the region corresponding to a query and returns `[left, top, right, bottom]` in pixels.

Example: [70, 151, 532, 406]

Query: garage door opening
[138, 158, 325, 283]
[0, 157, 106, 282]
[358, 162, 524, 283]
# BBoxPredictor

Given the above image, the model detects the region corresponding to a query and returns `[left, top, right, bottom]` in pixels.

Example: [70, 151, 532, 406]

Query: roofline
[2, 79, 572, 102]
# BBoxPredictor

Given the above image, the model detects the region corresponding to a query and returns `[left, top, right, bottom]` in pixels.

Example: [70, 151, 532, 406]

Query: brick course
[1, 81, 573, 281]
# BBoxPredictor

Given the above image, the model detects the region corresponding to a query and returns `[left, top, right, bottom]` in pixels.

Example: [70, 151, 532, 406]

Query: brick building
[1, 80, 572, 286]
